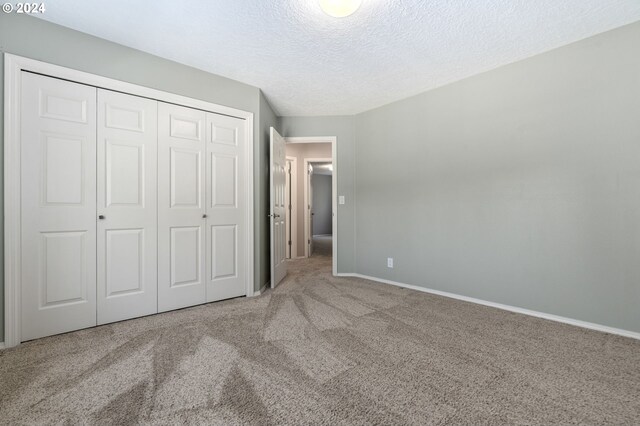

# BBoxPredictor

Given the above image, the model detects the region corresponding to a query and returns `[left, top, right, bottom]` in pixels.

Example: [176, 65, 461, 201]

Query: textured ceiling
[36, 1, 640, 116]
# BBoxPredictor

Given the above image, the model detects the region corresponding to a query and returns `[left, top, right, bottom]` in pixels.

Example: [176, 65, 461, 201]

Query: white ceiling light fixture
[319, 0, 362, 18]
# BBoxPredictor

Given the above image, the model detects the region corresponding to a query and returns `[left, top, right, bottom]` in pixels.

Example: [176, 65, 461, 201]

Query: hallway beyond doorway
[312, 235, 332, 258]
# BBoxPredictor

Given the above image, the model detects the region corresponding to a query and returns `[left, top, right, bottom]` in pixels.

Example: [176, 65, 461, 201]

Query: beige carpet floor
[1, 250, 639, 424]
[312, 235, 332, 257]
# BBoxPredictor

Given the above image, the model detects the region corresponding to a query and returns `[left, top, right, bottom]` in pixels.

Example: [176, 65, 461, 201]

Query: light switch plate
[339, 195, 345, 205]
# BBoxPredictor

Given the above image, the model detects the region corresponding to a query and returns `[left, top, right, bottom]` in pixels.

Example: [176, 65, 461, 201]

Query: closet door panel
[97, 90, 158, 324]
[206, 113, 246, 301]
[158, 103, 207, 312]
[20, 72, 97, 341]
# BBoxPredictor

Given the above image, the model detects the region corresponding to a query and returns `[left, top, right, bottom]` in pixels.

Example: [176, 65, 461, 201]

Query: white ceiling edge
[33, 1, 640, 116]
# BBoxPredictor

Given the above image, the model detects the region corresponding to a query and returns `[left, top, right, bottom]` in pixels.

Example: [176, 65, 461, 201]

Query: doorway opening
[285, 156, 297, 260]
[282, 137, 337, 272]
[307, 161, 333, 258]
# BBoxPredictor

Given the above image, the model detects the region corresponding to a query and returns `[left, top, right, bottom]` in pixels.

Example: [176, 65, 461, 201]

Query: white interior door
[308, 165, 315, 256]
[20, 72, 97, 341]
[270, 127, 287, 288]
[96, 89, 158, 324]
[285, 159, 292, 259]
[205, 112, 246, 301]
[158, 102, 206, 312]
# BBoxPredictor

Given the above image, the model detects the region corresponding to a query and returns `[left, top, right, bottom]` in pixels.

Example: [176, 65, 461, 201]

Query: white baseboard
[334, 272, 357, 277]
[348, 273, 640, 341]
[251, 281, 269, 297]
[0, 342, 5, 350]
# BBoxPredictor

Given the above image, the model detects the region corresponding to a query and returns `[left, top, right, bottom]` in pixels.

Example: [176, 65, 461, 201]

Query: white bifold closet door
[21, 73, 98, 341]
[205, 112, 246, 301]
[96, 89, 158, 324]
[158, 102, 246, 311]
[20, 72, 248, 341]
[158, 103, 207, 312]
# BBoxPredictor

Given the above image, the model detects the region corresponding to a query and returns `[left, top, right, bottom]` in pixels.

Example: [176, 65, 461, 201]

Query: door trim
[4, 53, 255, 348]
[285, 136, 337, 276]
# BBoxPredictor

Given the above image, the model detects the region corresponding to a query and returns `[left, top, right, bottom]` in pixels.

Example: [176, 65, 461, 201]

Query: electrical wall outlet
[387, 257, 394, 268]
[339, 195, 345, 205]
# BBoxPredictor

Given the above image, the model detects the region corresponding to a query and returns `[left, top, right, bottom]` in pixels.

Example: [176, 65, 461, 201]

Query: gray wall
[354, 21, 640, 333]
[312, 174, 333, 236]
[0, 14, 272, 341]
[285, 143, 332, 257]
[280, 116, 356, 273]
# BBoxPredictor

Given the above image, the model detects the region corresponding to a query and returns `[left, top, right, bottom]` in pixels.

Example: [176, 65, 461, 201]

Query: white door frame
[284, 137, 337, 276]
[303, 158, 332, 258]
[285, 156, 298, 259]
[3, 54, 255, 348]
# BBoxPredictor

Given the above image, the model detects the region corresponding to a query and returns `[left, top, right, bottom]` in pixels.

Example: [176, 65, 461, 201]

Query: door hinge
[288, 240, 292, 245]
[308, 239, 311, 244]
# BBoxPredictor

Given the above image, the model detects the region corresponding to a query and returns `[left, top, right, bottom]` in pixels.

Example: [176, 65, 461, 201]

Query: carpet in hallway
[311, 234, 332, 257]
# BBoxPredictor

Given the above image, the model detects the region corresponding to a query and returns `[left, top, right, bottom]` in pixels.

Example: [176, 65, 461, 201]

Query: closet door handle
[98, 215, 105, 220]
[202, 214, 207, 219]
